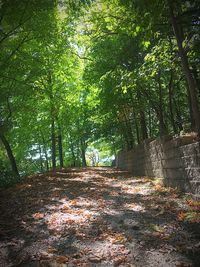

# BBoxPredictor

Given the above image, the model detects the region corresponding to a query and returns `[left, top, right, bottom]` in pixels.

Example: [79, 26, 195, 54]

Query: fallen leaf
[65, 219, 74, 224]
[178, 211, 186, 221]
[56, 255, 69, 264]
[89, 256, 102, 263]
[48, 247, 58, 253]
[72, 259, 81, 264]
[62, 204, 69, 211]
[113, 256, 126, 266]
[33, 212, 44, 219]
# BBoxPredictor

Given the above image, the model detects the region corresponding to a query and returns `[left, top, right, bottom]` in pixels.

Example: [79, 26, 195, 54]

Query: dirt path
[0, 167, 199, 267]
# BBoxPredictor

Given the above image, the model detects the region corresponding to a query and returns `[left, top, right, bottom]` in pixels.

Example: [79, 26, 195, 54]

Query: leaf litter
[0, 167, 199, 266]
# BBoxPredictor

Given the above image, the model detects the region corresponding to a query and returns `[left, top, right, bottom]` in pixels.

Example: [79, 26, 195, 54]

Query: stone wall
[116, 136, 200, 197]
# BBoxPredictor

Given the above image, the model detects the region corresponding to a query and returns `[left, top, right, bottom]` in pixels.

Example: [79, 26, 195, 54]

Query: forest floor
[0, 167, 200, 267]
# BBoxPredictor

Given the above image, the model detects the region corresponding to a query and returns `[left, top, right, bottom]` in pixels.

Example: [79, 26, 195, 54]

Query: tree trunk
[58, 128, 63, 168]
[69, 135, 76, 167]
[48, 70, 56, 169]
[168, 70, 177, 133]
[136, 88, 148, 141]
[38, 143, 43, 172]
[123, 108, 134, 148]
[133, 111, 140, 144]
[158, 70, 167, 136]
[148, 106, 152, 137]
[41, 133, 49, 171]
[128, 89, 140, 144]
[117, 118, 131, 150]
[192, 64, 200, 98]
[168, 0, 200, 135]
[80, 139, 87, 167]
[0, 133, 20, 177]
[186, 84, 195, 131]
[174, 98, 183, 132]
[140, 111, 148, 140]
[51, 119, 56, 169]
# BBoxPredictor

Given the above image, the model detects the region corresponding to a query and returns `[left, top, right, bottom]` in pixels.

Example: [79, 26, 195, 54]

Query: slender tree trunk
[51, 119, 56, 169]
[148, 106, 152, 137]
[133, 111, 140, 144]
[41, 133, 49, 171]
[48, 70, 56, 169]
[38, 143, 43, 172]
[192, 64, 200, 97]
[174, 98, 183, 131]
[168, 70, 177, 133]
[0, 133, 19, 177]
[123, 108, 134, 148]
[168, 0, 200, 134]
[186, 84, 195, 130]
[76, 145, 81, 167]
[70, 143, 76, 167]
[128, 89, 140, 144]
[58, 127, 63, 168]
[158, 70, 167, 136]
[117, 117, 130, 150]
[111, 137, 117, 159]
[80, 139, 87, 167]
[140, 111, 148, 140]
[136, 88, 148, 141]
[69, 135, 76, 167]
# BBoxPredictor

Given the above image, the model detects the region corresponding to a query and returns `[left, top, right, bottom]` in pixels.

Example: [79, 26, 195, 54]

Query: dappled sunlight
[0, 167, 199, 266]
[123, 203, 146, 212]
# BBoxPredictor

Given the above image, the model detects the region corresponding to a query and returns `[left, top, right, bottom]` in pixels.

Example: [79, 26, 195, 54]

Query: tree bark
[192, 64, 200, 97]
[80, 139, 87, 167]
[58, 129, 63, 168]
[123, 107, 134, 148]
[174, 98, 183, 132]
[117, 117, 131, 150]
[38, 143, 43, 172]
[136, 87, 148, 140]
[0, 133, 20, 177]
[51, 118, 56, 169]
[148, 106, 152, 137]
[140, 111, 148, 140]
[185, 84, 195, 130]
[48, 70, 56, 169]
[168, 0, 200, 134]
[158, 70, 167, 136]
[133, 111, 140, 144]
[168, 70, 177, 133]
[69, 136, 76, 167]
[41, 133, 49, 171]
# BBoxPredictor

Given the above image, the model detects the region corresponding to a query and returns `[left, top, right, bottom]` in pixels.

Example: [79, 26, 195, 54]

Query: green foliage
[0, 159, 21, 188]
[0, 0, 199, 176]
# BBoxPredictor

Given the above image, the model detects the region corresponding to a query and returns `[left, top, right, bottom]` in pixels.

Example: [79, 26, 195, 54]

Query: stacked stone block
[116, 137, 200, 197]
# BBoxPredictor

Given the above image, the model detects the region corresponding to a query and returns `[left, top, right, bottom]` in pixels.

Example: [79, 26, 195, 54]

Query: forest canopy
[0, 0, 200, 186]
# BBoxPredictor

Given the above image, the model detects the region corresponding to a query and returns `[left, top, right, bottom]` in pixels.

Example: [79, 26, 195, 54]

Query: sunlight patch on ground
[1, 168, 199, 266]
[123, 203, 145, 212]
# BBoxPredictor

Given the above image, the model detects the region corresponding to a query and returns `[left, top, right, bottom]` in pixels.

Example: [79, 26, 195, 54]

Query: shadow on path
[0, 167, 199, 266]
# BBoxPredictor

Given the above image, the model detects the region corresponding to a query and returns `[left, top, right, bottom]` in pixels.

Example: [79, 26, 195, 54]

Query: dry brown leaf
[71, 200, 78, 206]
[72, 259, 81, 264]
[113, 256, 126, 266]
[62, 204, 69, 210]
[65, 219, 74, 224]
[56, 255, 69, 264]
[112, 233, 126, 244]
[33, 212, 44, 219]
[48, 247, 58, 253]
